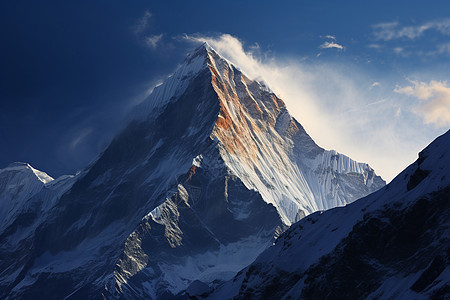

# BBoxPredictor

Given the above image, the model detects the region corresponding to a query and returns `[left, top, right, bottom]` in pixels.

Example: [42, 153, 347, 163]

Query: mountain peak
[1, 162, 53, 184]
[130, 42, 385, 225]
[189, 41, 214, 57]
[6, 161, 32, 169]
[1, 42, 386, 299]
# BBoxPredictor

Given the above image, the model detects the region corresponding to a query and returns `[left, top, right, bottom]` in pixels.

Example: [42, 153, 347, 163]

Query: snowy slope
[0, 163, 77, 297]
[210, 130, 450, 299]
[0, 162, 53, 230]
[1, 43, 385, 299]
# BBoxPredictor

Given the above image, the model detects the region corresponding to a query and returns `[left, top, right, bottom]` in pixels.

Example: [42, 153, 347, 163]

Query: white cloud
[370, 81, 381, 89]
[367, 43, 382, 49]
[324, 35, 337, 40]
[418, 43, 450, 57]
[395, 80, 450, 127]
[437, 43, 450, 55]
[367, 98, 387, 106]
[373, 19, 450, 41]
[133, 11, 164, 50]
[182, 33, 436, 182]
[427, 43, 450, 56]
[134, 11, 152, 35]
[393, 47, 404, 54]
[319, 41, 344, 50]
[145, 34, 163, 49]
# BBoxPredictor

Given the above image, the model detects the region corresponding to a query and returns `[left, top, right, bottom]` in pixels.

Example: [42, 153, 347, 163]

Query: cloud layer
[395, 80, 450, 127]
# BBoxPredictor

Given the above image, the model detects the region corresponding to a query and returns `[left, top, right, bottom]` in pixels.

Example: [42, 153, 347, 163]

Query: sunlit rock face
[0, 43, 384, 299]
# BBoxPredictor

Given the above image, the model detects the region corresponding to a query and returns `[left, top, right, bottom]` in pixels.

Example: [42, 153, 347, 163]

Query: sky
[1, 1, 449, 182]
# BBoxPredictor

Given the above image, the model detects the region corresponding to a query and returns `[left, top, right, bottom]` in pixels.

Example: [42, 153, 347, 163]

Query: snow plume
[395, 80, 450, 127]
[182, 33, 444, 182]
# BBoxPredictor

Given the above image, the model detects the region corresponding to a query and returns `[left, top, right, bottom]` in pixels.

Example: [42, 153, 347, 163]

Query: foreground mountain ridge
[1, 43, 384, 299]
[209, 130, 450, 299]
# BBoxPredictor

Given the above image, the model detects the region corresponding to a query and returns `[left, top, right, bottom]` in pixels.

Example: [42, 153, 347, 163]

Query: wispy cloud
[367, 44, 382, 49]
[70, 127, 93, 150]
[319, 35, 344, 50]
[145, 34, 163, 49]
[373, 19, 450, 41]
[426, 43, 450, 56]
[367, 98, 387, 106]
[395, 80, 450, 127]
[436, 43, 450, 55]
[133, 11, 164, 50]
[182, 33, 432, 181]
[393, 47, 403, 53]
[134, 10, 152, 35]
[319, 41, 344, 50]
[323, 35, 336, 40]
[370, 81, 381, 89]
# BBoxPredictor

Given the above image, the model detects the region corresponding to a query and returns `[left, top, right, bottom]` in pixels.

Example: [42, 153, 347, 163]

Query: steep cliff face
[0, 43, 384, 299]
[211, 130, 450, 300]
[204, 46, 384, 224]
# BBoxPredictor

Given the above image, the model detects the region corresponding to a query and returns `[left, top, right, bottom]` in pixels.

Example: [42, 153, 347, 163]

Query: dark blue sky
[1, 1, 449, 179]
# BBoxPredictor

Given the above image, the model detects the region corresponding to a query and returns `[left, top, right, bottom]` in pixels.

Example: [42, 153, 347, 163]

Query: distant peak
[2, 162, 54, 184]
[6, 162, 30, 168]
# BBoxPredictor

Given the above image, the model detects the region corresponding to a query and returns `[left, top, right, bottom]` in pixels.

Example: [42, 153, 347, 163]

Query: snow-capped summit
[1, 162, 54, 184]
[0, 163, 54, 228]
[1, 44, 384, 299]
[135, 43, 385, 225]
[131, 42, 211, 121]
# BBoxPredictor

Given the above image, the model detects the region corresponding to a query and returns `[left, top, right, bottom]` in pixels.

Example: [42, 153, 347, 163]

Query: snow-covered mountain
[0, 162, 77, 233]
[0, 43, 384, 299]
[210, 130, 450, 299]
[0, 163, 53, 229]
[0, 163, 77, 298]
